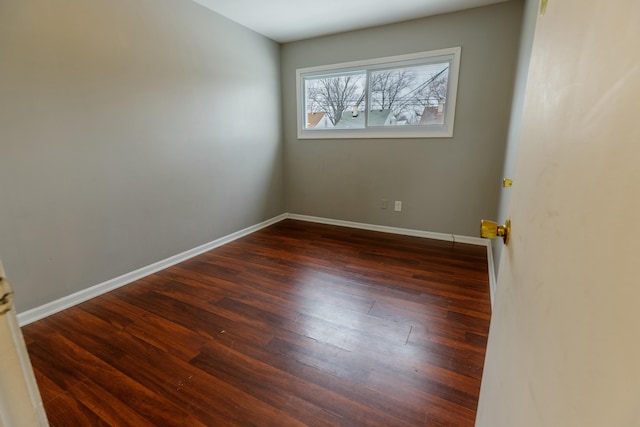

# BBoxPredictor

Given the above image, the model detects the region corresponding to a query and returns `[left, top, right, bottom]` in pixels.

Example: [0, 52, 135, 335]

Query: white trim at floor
[288, 214, 487, 245]
[288, 214, 496, 308]
[486, 241, 496, 309]
[17, 214, 288, 326]
[17, 212, 496, 325]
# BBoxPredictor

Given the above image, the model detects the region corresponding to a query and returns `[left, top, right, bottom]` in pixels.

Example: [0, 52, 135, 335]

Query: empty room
[2, 0, 639, 426]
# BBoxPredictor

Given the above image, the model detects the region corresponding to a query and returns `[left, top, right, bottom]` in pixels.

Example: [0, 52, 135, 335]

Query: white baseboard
[287, 214, 488, 246]
[18, 212, 495, 325]
[486, 242, 497, 309]
[17, 214, 288, 326]
[288, 213, 496, 308]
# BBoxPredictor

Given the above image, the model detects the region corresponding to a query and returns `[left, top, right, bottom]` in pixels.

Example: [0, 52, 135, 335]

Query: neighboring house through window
[296, 47, 461, 139]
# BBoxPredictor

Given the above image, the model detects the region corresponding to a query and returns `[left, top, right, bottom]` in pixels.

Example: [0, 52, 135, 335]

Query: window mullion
[365, 70, 371, 130]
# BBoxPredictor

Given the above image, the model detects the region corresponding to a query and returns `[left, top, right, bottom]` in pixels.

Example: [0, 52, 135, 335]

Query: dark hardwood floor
[22, 219, 491, 426]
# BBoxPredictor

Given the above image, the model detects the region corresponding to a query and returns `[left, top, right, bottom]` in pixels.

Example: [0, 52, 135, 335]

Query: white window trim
[296, 47, 461, 140]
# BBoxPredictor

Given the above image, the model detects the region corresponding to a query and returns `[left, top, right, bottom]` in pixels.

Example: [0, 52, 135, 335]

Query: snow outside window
[297, 47, 461, 139]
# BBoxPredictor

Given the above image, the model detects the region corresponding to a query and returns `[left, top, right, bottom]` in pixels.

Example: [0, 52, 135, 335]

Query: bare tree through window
[370, 70, 416, 111]
[298, 47, 460, 137]
[370, 63, 449, 126]
[305, 74, 365, 127]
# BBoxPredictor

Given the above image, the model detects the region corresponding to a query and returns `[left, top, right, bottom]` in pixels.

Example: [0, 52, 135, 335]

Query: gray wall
[0, 0, 285, 312]
[281, 1, 523, 236]
[492, 0, 538, 276]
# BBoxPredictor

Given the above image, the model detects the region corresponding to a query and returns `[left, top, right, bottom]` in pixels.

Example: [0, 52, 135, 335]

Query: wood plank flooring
[22, 219, 492, 426]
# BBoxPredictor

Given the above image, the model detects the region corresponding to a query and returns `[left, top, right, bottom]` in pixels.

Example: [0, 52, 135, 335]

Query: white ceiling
[192, 0, 510, 43]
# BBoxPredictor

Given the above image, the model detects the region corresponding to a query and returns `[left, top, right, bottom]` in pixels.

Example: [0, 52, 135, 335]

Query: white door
[0, 260, 48, 427]
[475, 0, 640, 425]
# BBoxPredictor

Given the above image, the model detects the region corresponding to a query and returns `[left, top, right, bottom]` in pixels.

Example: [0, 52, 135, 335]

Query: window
[296, 47, 461, 139]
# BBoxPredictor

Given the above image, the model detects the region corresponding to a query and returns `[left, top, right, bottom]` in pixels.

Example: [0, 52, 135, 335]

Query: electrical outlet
[394, 201, 402, 212]
[380, 199, 388, 209]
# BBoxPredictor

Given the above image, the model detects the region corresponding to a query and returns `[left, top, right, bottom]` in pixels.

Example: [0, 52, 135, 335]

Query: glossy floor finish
[22, 220, 492, 426]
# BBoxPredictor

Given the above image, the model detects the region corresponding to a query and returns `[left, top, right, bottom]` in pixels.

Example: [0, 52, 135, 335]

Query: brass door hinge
[540, 0, 548, 15]
[0, 277, 15, 315]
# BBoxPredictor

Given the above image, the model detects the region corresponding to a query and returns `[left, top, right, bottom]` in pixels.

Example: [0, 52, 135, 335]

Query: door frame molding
[0, 263, 48, 426]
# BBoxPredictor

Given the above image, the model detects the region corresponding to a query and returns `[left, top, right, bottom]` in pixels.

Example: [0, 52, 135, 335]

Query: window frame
[296, 47, 461, 140]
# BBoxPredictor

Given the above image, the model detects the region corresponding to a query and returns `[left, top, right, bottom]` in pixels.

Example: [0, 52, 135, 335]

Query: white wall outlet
[394, 201, 402, 212]
[380, 199, 388, 209]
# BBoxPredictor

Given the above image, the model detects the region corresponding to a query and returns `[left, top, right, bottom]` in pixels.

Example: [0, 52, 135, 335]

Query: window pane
[368, 62, 449, 127]
[296, 48, 460, 138]
[304, 72, 366, 130]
